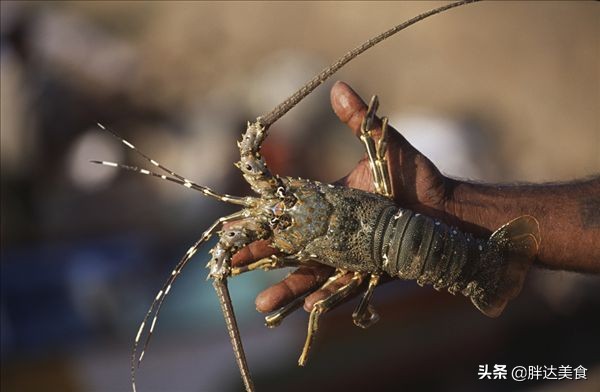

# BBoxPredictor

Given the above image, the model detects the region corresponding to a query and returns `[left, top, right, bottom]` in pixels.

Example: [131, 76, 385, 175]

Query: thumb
[330, 81, 378, 138]
[331, 80, 414, 153]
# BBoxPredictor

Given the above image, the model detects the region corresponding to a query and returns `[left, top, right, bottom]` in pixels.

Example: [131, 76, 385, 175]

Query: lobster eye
[284, 195, 297, 208]
[278, 215, 292, 229]
[245, 164, 253, 172]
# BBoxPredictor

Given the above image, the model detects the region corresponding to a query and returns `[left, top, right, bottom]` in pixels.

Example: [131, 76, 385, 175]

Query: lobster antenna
[213, 279, 255, 392]
[258, 0, 481, 128]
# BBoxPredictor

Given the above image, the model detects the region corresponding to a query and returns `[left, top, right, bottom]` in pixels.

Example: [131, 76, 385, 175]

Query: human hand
[232, 81, 453, 314]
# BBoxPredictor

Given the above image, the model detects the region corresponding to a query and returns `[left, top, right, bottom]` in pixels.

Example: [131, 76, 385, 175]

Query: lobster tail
[470, 216, 541, 318]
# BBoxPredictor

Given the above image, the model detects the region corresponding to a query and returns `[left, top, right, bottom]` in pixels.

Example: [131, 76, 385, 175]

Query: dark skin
[232, 81, 600, 315]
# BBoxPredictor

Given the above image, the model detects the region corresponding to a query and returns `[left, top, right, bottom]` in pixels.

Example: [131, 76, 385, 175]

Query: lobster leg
[231, 254, 309, 329]
[298, 271, 365, 366]
[352, 273, 381, 329]
[349, 95, 394, 330]
[262, 263, 341, 328]
[359, 96, 392, 198]
[375, 116, 392, 196]
[230, 255, 299, 276]
[264, 292, 310, 328]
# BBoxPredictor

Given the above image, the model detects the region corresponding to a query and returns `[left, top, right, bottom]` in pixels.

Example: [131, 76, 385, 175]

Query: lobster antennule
[94, 123, 255, 206]
[90, 160, 253, 206]
[97, 122, 188, 182]
[130, 210, 246, 392]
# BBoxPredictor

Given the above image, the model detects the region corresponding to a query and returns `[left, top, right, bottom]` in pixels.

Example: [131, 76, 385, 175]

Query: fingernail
[255, 294, 269, 313]
[336, 91, 351, 110]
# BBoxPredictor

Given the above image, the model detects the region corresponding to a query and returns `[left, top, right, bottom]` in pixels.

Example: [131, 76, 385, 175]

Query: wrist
[443, 179, 503, 237]
[442, 176, 600, 272]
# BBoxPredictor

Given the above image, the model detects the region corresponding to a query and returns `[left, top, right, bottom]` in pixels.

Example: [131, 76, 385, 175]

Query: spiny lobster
[93, 1, 541, 391]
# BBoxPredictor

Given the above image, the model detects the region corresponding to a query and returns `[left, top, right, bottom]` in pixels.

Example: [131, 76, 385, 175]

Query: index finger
[231, 240, 277, 267]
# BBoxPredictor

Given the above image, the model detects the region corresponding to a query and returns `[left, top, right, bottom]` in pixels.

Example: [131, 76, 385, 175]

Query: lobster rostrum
[93, 1, 541, 391]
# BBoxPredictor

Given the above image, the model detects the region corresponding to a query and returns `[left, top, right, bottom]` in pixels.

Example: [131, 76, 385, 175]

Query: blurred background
[1, 1, 598, 391]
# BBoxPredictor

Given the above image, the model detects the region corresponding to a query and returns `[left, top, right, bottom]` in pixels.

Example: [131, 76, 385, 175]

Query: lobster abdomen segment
[374, 207, 483, 288]
[372, 206, 540, 317]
